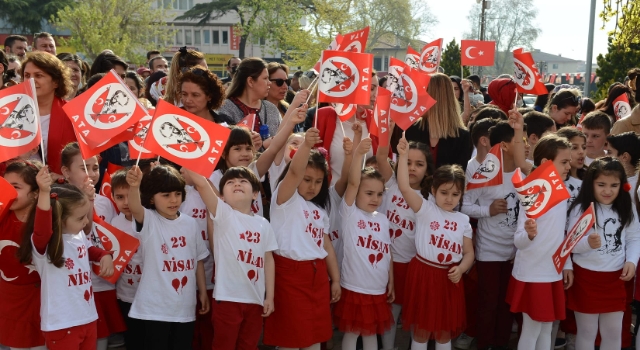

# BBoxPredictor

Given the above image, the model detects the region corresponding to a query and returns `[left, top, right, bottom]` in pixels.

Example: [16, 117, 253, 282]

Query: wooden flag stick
[339, 120, 346, 136]
[313, 87, 321, 129]
[82, 158, 89, 176]
[305, 76, 319, 105]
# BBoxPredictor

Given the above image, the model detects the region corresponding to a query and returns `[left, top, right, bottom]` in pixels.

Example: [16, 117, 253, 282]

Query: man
[147, 50, 161, 63]
[221, 57, 241, 84]
[149, 56, 169, 73]
[467, 74, 491, 103]
[33, 32, 56, 55]
[290, 70, 303, 92]
[3, 35, 28, 60]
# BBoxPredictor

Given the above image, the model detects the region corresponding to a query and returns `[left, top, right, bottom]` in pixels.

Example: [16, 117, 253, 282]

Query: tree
[594, 39, 640, 98]
[464, 0, 541, 76]
[440, 39, 470, 77]
[600, 0, 640, 47]
[52, 0, 173, 63]
[0, 0, 73, 34]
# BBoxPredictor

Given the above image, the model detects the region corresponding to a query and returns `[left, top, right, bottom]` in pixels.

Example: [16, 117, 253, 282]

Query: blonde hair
[418, 73, 464, 138]
[164, 49, 205, 105]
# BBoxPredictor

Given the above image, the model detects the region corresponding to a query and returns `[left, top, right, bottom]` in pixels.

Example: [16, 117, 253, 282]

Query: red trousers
[475, 261, 513, 349]
[43, 320, 97, 350]
[212, 300, 263, 350]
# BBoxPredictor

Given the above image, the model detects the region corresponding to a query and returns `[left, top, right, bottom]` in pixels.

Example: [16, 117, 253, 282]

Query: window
[188, 0, 193, 8]
[176, 29, 183, 45]
[194, 30, 201, 45]
[373, 57, 382, 71]
[185, 30, 192, 45]
[162, 0, 171, 8]
[383, 56, 389, 71]
[259, 37, 266, 46]
[213, 30, 220, 44]
[179, 0, 187, 9]
[204, 30, 210, 45]
[552, 63, 559, 69]
[222, 31, 228, 44]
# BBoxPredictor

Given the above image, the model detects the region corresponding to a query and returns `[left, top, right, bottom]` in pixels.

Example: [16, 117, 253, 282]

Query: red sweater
[46, 97, 77, 175]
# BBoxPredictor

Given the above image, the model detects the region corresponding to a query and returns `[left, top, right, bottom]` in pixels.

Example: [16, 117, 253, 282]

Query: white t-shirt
[328, 187, 344, 267]
[211, 200, 278, 305]
[268, 160, 288, 194]
[465, 158, 481, 181]
[565, 176, 582, 207]
[628, 175, 638, 204]
[180, 185, 214, 290]
[329, 119, 372, 186]
[32, 231, 98, 331]
[415, 196, 472, 264]
[569, 203, 640, 272]
[129, 209, 210, 322]
[94, 194, 117, 223]
[380, 174, 419, 263]
[112, 213, 143, 303]
[340, 200, 391, 295]
[461, 170, 519, 261]
[209, 161, 263, 217]
[270, 185, 329, 261]
[512, 200, 570, 283]
[40, 114, 50, 158]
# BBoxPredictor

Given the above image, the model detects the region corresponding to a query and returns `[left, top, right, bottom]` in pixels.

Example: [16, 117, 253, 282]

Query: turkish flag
[0, 79, 42, 164]
[419, 38, 443, 73]
[63, 70, 147, 149]
[0, 176, 17, 222]
[461, 40, 495, 66]
[91, 213, 140, 284]
[613, 93, 632, 120]
[313, 34, 344, 74]
[99, 163, 124, 214]
[405, 45, 420, 70]
[467, 144, 503, 190]
[512, 49, 548, 95]
[552, 203, 595, 273]
[337, 27, 370, 53]
[236, 113, 256, 131]
[372, 88, 391, 146]
[143, 100, 231, 177]
[385, 58, 436, 130]
[317, 50, 373, 105]
[333, 103, 357, 122]
[128, 110, 156, 160]
[512, 160, 570, 219]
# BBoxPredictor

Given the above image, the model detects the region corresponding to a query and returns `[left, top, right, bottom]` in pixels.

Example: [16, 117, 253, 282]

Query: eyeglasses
[270, 78, 290, 87]
[559, 95, 581, 105]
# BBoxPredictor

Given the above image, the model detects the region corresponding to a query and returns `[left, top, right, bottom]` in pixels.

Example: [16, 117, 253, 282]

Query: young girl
[396, 136, 474, 350]
[19, 167, 114, 350]
[505, 134, 574, 350]
[377, 136, 433, 350]
[557, 127, 586, 205]
[333, 137, 394, 350]
[263, 128, 341, 350]
[567, 157, 640, 350]
[126, 164, 210, 349]
[0, 160, 46, 350]
[61, 142, 124, 349]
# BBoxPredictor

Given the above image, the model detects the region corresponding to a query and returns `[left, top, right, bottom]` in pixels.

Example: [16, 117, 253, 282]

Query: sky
[425, 0, 614, 62]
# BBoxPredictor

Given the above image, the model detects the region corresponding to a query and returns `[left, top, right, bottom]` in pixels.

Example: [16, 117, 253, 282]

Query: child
[606, 131, 640, 203]
[269, 132, 305, 192]
[467, 118, 499, 178]
[334, 137, 394, 350]
[126, 165, 210, 349]
[0, 160, 46, 350]
[580, 111, 611, 166]
[19, 167, 114, 350]
[557, 127, 587, 204]
[187, 166, 277, 350]
[61, 142, 124, 349]
[263, 128, 341, 349]
[506, 134, 574, 350]
[396, 137, 474, 350]
[523, 111, 556, 162]
[567, 157, 640, 350]
[110, 169, 145, 350]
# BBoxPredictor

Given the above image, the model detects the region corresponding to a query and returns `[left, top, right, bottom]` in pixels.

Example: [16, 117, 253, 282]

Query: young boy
[187, 166, 277, 350]
[468, 118, 499, 178]
[523, 111, 556, 162]
[111, 169, 145, 350]
[606, 131, 640, 202]
[581, 111, 612, 166]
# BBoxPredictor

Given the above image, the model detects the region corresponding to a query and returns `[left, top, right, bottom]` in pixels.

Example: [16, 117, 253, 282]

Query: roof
[530, 50, 581, 63]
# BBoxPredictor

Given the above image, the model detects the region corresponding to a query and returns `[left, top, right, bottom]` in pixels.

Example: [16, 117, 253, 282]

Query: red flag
[74, 122, 135, 160]
[236, 113, 256, 130]
[549, 74, 557, 84]
[143, 100, 231, 177]
[317, 50, 373, 105]
[552, 203, 596, 273]
[512, 161, 570, 219]
[128, 111, 156, 160]
[0, 80, 41, 163]
[63, 70, 147, 149]
[337, 27, 369, 53]
[467, 144, 503, 190]
[0, 176, 18, 222]
[419, 38, 443, 73]
[313, 34, 344, 74]
[385, 58, 436, 130]
[591, 73, 596, 84]
[333, 103, 356, 122]
[373, 88, 392, 146]
[405, 45, 420, 70]
[91, 214, 140, 284]
[565, 73, 570, 82]
[512, 48, 547, 95]
[613, 93, 632, 120]
[100, 163, 124, 214]
[461, 40, 496, 66]
[576, 73, 582, 81]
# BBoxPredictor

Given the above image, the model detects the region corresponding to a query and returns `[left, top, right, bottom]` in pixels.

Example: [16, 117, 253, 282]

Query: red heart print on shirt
[171, 278, 180, 294]
[437, 253, 453, 264]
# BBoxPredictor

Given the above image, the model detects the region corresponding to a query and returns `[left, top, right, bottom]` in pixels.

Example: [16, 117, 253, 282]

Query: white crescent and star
[0, 107, 9, 115]
[0, 240, 20, 281]
[96, 98, 104, 106]
[465, 46, 485, 59]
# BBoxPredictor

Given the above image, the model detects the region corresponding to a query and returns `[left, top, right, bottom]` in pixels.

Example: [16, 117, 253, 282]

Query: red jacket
[312, 106, 379, 154]
[47, 97, 77, 174]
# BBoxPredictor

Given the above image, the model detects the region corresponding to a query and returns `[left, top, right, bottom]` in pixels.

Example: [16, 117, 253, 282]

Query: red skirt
[506, 277, 565, 322]
[333, 287, 393, 335]
[0, 281, 45, 347]
[263, 254, 332, 348]
[392, 261, 408, 305]
[401, 257, 465, 340]
[94, 290, 127, 338]
[567, 263, 626, 313]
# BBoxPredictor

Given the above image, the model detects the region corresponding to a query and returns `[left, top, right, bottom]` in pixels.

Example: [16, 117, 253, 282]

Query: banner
[386, 58, 436, 130]
[512, 160, 570, 219]
[317, 50, 373, 105]
[373, 88, 391, 146]
[336, 27, 370, 53]
[0, 176, 17, 222]
[128, 111, 156, 160]
[419, 38, 443, 73]
[0, 79, 41, 163]
[99, 163, 124, 214]
[512, 48, 548, 95]
[552, 203, 595, 273]
[91, 214, 140, 284]
[613, 93, 632, 120]
[405, 45, 420, 70]
[461, 40, 496, 66]
[467, 144, 503, 190]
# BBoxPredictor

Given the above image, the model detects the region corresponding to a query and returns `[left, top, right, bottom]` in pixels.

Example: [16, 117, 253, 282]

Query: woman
[0, 50, 17, 89]
[393, 73, 472, 171]
[21, 52, 76, 176]
[57, 53, 84, 98]
[164, 47, 207, 106]
[543, 88, 581, 128]
[217, 57, 281, 148]
[124, 71, 153, 109]
[266, 62, 290, 117]
[179, 66, 233, 125]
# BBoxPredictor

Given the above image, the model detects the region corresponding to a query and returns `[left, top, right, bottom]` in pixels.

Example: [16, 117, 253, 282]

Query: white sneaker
[566, 333, 576, 350]
[453, 333, 474, 349]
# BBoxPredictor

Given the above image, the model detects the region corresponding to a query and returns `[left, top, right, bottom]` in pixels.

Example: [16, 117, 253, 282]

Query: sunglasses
[559, 95, 581, 105]
[270, 78, 290, 87]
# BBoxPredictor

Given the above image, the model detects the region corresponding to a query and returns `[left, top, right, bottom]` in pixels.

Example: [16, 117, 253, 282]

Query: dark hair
[470, 118, 499, 147]
[532, 134, 571, 166]
[360, 167, 385, 187]
[394, 141, 435, 199]
[18, 183, 87, 268]
[145, 71, 167, 106]
[600, 84, 633, 119]
[90, 51, 128, 76]
[365, 156, 377, 167]
[569, 157, 633, 229]
[378, 76, 388, 88]
[21, 52, 73, 99]
[33, 32, 54, 47]
[4, 35, 27, 49]
[449, 75, 464, 103]
[110, 169, 130, 193]
[523, 111, 555, 139]
[544, 88, 581, 113]
[218, 127, 254, 173]
[83, 73, 106, 93]
[533, 83, 556, 111]
[581, 111, 612, 133]
[139, 165, 186, 210]
[226, 57, 268, 99]
[4, 160, 42, 194]
[473, 105, 507, 123]
[277, 149, 330, 210]
[148, 56, 167, 70]
[430, 164, 466, 207]
[226, 57, 240, 67]
[147, 50, 161, 60]
[489, 121, 516, 146]
[0, 50, 8, 80]
[179, 66, 225, 110]
[466, 75, 480, 87]
[293, 70, 304, 79]
[125, 72, 145, 98]
[219, 166, 261, 194]
[61, 142, 90, 169]
[579, 97, 596, 115]
[607, 132, 640, 168]
[556, 127, 587, 179]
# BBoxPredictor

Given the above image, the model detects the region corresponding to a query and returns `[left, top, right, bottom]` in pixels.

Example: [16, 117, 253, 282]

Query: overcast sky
[425, 0, 613, 62]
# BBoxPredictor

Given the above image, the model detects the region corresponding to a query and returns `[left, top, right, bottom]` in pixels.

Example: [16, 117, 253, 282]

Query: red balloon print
[171, 278, 180, 293]
[376, 252, 383, 262]
[181, 276, 188, 288]
[247, 270, 256, 281]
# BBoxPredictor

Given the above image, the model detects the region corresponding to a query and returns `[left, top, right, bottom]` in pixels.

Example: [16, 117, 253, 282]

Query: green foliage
[440, 39, 471, 77]
[52, 0, 173, 63]
[0, 0, 73, 33]
[600, 0, 640, 47]
[594, 39, 640, 98]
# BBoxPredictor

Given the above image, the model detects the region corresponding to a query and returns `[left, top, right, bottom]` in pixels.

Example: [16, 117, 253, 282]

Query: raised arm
[508, 107, 531, 175]
[334, 123, 363, 197]
[344, 137, 372, 206]
[461, 79, 473, 126]
[187, 169, 220, 218]
[33, 166, 54, 254]
[396, 136, 423, 213]
[126, 166, 145, 224]
[276, 128, 321, 205]
[377, 118, 396, 182]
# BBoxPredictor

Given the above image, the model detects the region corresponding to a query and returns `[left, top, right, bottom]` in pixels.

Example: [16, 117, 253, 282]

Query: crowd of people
[2, 32, 640, 350]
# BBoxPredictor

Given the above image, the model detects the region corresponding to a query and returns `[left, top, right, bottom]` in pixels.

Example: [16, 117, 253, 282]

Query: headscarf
[488, 78, 518, 115]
